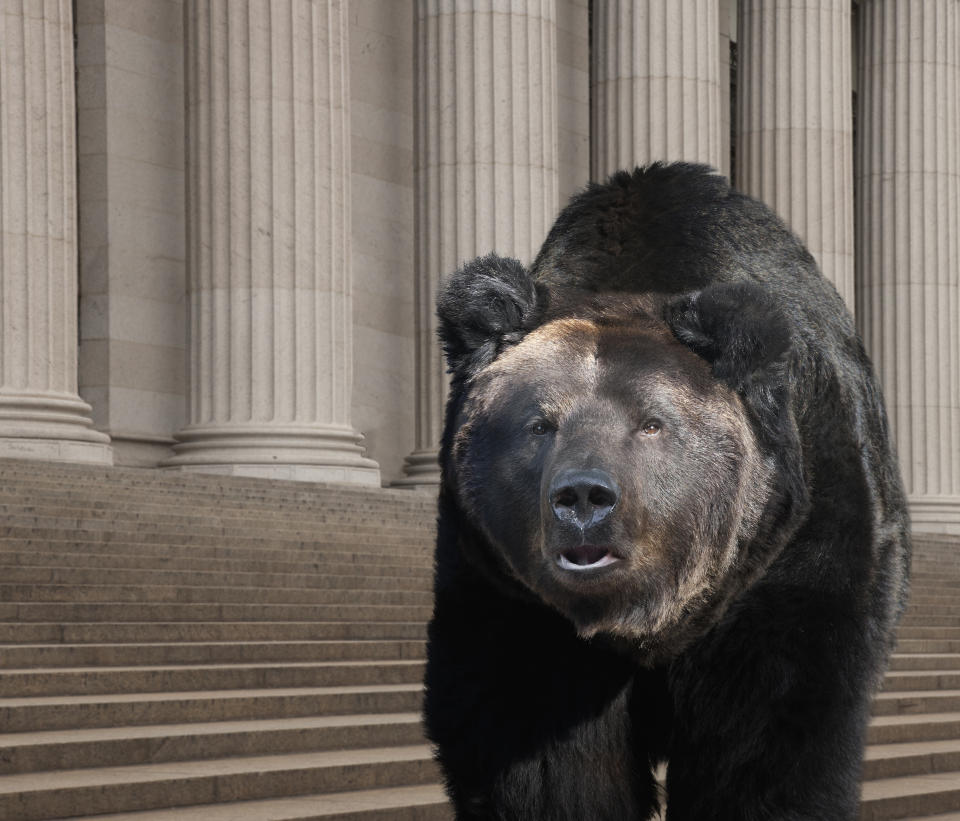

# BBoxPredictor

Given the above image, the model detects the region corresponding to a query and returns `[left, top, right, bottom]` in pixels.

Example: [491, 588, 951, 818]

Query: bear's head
[437, 255, 807, 663]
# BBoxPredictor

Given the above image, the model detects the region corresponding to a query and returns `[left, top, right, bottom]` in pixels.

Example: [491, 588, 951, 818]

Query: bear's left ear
[665, 281, 794, 440]
[437, 253, 546, 381]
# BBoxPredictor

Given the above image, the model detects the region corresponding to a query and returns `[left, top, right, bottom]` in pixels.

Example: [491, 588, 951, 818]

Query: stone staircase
[861, 534, 960, 820]
[0, 459, 451, 820]
[1, 459, 960, 819]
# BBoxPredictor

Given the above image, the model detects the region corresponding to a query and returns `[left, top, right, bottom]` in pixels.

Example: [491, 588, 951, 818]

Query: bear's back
[531, 162, 850, 345]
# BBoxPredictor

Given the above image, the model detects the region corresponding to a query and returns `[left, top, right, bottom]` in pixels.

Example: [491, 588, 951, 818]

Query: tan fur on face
[488, 318, 599, 377]
[474, 318, 601, 420]
[455, 312, 776, 657]
[579, 387, 772, 645]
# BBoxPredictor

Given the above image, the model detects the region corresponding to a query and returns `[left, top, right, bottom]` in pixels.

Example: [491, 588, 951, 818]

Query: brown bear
[424, 163, 910, 820]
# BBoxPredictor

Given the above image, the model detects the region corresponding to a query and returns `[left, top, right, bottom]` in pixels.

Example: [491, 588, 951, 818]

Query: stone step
[0, 522, 430, 548]
[0, 744, 440, 821]
[906, 608, 960, 618]
[0, 484, 434, 509]
[0, 544, 434, 575]
[911, 577, 960, 586]
[0, 459, 434, 501]
[0, 539, 430, 570]
[0, 684, 424, 732]
[0, 640, 427, 668]
[75, 784, 452, 821]
[895, 629, 960, 640]
[0, 509, 431, 540]
[0, 621, 428, 644]
[904, 620, 960, 629]
[891, 657, 960, 673]
[0, 463, 420, 495]
[0, 564, 433, 591]
[0, 582, 433, 606]
[0, 713, 425, 774]
[897, 642, 960, 655]
[885, 673, 960, 693]
[874, 691, 960, 718]
[860, 773, 960, 820]
[0, 489, 434, 524]
[0, 660, 426, 697]
[0, 533, 433, 566]
[0, 474, 434, 503]
[869, 714, 960, 746]
[0, 498, 435, 532]
[0, 499, 434, 526]
[864, 739, 960, 781]
[0, 602, 434, 624]
[908, 588, 960, 597]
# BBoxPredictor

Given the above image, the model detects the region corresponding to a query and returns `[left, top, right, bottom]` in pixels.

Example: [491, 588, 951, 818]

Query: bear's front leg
[664, 584, 877, 821]
[425, 579, 664, 821]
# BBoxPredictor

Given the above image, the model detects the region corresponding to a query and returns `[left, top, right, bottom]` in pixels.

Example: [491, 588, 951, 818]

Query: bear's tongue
[559, 545, 618, 570]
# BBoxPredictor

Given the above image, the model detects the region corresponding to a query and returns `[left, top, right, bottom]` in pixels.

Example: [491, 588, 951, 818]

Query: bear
[423, 163, 911, 820]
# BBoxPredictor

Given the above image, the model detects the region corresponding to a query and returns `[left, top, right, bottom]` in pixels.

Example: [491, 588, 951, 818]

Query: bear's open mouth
[557, 545, 621, 571]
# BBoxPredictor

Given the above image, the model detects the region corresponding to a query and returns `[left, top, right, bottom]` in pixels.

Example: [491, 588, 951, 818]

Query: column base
[909, 495, 960, 537]
[393, 448, 441, 488]
[162, 424, 381, 486]
[0, 393, 113, 464]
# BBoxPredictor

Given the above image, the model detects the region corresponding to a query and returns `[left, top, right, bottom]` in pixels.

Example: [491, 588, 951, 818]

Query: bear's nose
[549, 468, 619, 529]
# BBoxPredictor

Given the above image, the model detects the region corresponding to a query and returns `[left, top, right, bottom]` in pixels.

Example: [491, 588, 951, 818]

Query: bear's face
[449, 313, 775, 655]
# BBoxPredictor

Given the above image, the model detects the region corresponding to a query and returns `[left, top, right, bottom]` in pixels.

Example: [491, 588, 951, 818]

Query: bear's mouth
[557, 545, 621, 571]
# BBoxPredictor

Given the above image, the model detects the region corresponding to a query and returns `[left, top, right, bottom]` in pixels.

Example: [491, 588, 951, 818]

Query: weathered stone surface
[855, 0, 960, 534]
[166, 0, 379, 485]
[0, 0, 112, 465]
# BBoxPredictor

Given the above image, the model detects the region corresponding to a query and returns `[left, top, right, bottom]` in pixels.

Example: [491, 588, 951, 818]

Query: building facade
[1, 0, 958, 533]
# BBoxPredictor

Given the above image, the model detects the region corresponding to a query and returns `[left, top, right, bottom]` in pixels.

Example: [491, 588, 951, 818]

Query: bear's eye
[529, 420, 552, 436]
[640, 420, 662, 436]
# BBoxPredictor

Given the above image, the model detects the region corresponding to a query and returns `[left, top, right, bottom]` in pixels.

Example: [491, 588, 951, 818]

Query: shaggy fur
[424, 163, 910, 820]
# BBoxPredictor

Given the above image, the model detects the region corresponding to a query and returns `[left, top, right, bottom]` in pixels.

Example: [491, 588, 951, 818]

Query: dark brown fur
[425, 163, 910, 820]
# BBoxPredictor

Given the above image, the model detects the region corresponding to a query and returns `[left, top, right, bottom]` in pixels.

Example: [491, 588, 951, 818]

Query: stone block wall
[76, 0, 187, 466]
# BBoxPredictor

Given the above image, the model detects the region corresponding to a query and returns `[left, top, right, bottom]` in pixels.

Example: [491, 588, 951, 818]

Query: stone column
[166, 0, 379, 484]
[398, 0, 559, 486]
[737, 0, 855, 309]
[856, 0, 960, 533]
[718, 0, 734, 181]
[0, 0, 112, 464]
[590, 0, 722, 179]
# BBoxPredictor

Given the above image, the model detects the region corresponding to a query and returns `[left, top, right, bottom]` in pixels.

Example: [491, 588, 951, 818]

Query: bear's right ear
[436, 254, 545, 381]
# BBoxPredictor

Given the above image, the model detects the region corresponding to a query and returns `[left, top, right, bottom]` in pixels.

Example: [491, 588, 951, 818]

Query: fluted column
[167, 0, 379, 484]
[398, 0, 558, 486]
[718, 0, 734, 180]
[0, 1, 112, 464]
[737, 0, 854, 309]
[591, 0, 722, 179]
[856, 0, 960, 533]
